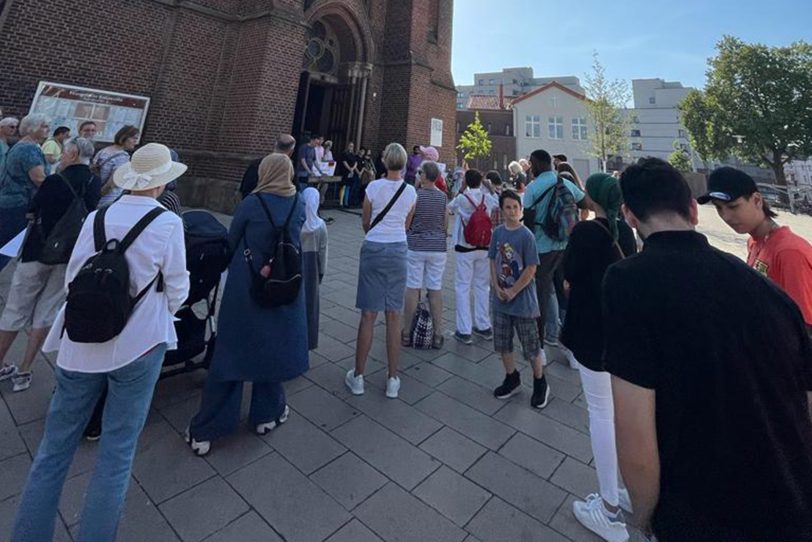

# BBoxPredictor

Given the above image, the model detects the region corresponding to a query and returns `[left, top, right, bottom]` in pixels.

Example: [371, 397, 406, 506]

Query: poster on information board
[28, 82, 150, 143]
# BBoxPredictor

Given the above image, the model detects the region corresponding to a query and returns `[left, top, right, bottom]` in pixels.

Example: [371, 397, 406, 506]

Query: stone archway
[292, 2, 374, 151]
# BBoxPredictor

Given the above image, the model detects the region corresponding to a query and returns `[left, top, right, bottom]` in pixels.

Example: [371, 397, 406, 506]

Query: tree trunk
[771, 149, 787, 186]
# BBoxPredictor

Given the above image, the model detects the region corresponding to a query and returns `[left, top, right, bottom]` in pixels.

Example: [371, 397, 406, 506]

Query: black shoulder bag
[368, 182, 407, 231]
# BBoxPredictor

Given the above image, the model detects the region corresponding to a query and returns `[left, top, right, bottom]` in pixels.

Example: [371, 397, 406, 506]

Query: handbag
[368, 182, 407, 231]
[593, 219, 625, 259]
[410, 298, 434, 349]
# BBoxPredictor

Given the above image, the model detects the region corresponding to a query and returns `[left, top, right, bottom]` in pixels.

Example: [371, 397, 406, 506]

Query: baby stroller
[161, 210, 230, 378]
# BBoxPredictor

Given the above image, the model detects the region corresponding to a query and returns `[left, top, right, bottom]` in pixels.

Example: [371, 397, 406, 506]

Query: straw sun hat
[114, 143, 188, 191]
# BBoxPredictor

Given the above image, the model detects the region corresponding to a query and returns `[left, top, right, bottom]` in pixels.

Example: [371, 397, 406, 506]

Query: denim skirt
[356, 240, 408, 312]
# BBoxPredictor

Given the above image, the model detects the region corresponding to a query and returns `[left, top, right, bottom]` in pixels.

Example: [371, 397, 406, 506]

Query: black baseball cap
[697, 167, 758, 204]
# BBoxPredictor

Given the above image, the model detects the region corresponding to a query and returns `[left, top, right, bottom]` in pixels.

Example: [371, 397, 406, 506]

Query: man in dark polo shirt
[604, 158, 812, 542]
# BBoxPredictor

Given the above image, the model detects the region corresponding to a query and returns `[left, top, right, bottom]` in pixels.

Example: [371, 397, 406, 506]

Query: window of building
[632, 142, 643, 151]
[630, 129, 641, 137]
[478, 79, 484, 85]
[505, 124, 511, 136]
[572, 117, 588, 140]
[489, 78, 496, 85]
[632, 115, 639, 124]
[678, 129, 687, 139]
[456, 102, 464, 109]
[649, 97, 656, 104]
[525, 115, 541, 138]
[550, 96, 559, 108]
[548, 116, 563, 139]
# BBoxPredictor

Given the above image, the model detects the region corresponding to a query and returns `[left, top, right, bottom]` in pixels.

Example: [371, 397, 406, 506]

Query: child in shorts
[488, 190, 549, 408]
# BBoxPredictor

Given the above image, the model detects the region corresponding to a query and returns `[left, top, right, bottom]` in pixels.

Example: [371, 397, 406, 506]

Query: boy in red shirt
[699, 167, 812, 329]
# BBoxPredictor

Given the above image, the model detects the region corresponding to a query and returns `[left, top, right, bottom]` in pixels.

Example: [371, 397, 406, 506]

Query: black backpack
[38, 173, 92, 265]
[244, 194, 301, 308]
[63, 206, 166, 343]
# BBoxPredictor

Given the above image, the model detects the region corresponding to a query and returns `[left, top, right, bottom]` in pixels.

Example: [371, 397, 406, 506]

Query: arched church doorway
[292, 11, 372, 154]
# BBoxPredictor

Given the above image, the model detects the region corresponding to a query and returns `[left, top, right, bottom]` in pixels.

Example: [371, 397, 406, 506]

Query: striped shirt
[407, 187, 448, 252]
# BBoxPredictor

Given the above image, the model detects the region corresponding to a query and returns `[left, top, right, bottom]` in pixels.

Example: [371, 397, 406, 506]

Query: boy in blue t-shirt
[488, 190, 550, 408]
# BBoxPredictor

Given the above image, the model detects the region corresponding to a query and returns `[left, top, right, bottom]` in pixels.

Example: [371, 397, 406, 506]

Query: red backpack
[462, 193, 493, 248]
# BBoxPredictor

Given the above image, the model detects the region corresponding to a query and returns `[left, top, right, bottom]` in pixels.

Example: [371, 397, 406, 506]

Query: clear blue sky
[451, 0, 812, 90]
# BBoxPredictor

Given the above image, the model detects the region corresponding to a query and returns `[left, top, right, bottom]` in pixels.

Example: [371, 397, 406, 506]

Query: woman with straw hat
[187, 153, 308, 457]
[12, 143, 190, 542]
[560, 172, 637, 542]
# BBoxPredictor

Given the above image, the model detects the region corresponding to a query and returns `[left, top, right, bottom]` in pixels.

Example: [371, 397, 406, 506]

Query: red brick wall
[0, 0, 456, 211]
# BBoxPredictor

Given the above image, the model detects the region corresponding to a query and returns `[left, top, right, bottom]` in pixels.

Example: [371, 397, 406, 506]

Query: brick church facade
[0, 0, 456, 210]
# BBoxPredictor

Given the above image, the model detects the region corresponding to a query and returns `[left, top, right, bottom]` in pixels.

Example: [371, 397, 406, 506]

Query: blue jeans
[11, 344, 167, 542]
[545, 290, 561, 343]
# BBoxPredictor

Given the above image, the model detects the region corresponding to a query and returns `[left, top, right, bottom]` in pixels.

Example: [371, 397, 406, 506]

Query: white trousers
[454, 250, 491, 334]
[577, 363, 619, 506]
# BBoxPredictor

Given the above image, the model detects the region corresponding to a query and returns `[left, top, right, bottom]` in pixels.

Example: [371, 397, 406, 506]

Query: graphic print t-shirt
[488, 224, 540, 318]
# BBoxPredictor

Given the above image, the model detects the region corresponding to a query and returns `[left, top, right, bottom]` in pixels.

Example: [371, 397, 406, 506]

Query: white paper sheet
[0, 229, 26, 258]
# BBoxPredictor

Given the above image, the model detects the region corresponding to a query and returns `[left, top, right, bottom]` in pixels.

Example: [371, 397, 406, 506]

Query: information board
[29, 82, 150, 143]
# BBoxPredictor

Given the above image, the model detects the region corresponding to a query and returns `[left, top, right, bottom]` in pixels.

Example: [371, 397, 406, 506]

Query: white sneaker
[563, 347, 579, 369]
[184, 428, 211, 457]
[345, 369, 364, 395]
[385, 376, 400, 399]
[618, 488, 633, 513]
[0, 364, 17, 381]
[256, 405, 289, 435]
[11, 372, 32, 392]
[539, 348, 549, 367]
[573, 494, 629, 542]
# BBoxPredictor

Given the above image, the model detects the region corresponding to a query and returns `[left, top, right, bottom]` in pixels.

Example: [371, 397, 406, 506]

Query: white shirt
[448, 188, 499, 248]
[364, 178, 417, 244]
[44, 195, 190, 373]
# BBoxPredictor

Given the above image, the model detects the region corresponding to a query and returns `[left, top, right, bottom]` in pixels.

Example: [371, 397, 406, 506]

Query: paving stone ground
[0, 204, 802, 541]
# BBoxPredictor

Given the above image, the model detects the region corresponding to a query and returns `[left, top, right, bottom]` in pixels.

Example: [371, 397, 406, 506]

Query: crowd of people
[0, 107, 810, 542]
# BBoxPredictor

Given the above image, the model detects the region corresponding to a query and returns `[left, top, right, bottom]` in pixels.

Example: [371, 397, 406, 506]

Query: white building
[512, 81, 599, 178]
[626, 78, 701, 170]
[456, 67, 584, 110]
[785, 158, 812, 188]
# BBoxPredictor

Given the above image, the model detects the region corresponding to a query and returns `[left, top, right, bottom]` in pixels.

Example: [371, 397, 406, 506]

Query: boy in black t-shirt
[606, 158, 812, 542]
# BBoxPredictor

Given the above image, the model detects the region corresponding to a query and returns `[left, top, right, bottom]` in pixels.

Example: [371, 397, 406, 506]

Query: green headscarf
[585, 173, 622, 240]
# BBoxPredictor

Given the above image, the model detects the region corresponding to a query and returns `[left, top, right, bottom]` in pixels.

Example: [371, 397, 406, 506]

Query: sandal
[432, 334, 445, 350]
[401, 331, 412, 347]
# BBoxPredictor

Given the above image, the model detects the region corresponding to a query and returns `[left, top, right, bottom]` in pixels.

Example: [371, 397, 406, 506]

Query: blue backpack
[541, 175, 579, 241]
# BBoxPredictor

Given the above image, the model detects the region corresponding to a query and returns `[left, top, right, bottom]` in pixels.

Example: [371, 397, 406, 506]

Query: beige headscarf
[253, 153, 296, 196]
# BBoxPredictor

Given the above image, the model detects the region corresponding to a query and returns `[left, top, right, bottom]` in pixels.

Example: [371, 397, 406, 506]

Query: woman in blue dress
[187, 153, 308, 456]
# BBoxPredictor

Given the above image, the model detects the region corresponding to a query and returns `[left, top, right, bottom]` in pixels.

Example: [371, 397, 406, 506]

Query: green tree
[668, 141, 693, 173]
[456, 112, 492, 169]
[679, 36, 812, 185]
[583, 52, 631, 172]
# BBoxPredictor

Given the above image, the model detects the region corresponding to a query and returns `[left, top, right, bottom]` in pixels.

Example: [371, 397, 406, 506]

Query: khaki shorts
[0, 261, 67, 330]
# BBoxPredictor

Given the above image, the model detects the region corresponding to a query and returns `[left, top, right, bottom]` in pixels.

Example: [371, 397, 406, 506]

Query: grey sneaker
[12, 372, 32, 392]
[472, 327, 493, 341]
[0, 364, 17, 381]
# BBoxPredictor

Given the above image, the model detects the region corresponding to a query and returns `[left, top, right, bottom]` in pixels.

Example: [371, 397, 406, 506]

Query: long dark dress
[560, 217, 636, 371]
[209, 192, 309, 382]
[301, 223, 327, 350]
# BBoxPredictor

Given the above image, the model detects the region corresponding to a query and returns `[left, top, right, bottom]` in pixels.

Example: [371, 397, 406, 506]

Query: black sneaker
[454, 331, 473, 345]
[531, 376, 550, 409]
[494, 370, 521, 399]
[84, 424, 101, 442]
[473, 327, 494, 341]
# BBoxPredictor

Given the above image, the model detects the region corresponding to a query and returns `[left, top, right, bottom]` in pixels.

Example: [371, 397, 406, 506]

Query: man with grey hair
[0, 137, 101, 390]
[0, 117, 19, 179]
[239, 134, 297, 199]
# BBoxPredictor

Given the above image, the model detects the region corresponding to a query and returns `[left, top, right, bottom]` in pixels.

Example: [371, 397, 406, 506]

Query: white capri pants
[406, 250, 447, 291]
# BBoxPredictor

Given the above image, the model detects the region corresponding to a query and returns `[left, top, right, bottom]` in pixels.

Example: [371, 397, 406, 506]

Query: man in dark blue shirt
[296, 134, 323, 191]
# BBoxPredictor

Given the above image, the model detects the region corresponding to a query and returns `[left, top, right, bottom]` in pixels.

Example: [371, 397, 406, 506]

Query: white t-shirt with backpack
[448, 188, 499, 248]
